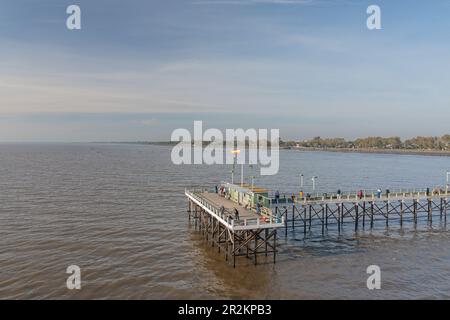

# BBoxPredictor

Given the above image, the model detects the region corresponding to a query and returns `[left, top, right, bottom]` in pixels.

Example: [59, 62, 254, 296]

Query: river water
[0, 143, 449, 299]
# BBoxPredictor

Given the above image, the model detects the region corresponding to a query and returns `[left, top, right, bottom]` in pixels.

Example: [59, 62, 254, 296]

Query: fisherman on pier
[234, 208, 240, 221]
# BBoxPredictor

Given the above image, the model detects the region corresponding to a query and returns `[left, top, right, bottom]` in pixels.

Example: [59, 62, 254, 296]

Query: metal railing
[185, 188, 284, 227]
[262, 187, 450, 205]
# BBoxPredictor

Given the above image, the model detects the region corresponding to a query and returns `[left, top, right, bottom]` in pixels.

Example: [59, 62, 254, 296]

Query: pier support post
[337, 204, 341, 233]
[292, 205, 295, 230]
[233, 234, 236, 268]
[386, 201, 389, 227]
[309, 205, 312, 231]
[273, 230, 277, 264]
[354, 203, 359, 232]
[428, 198, 432, 224]
[413, 199, 417, 225]
[445, 199, 448, 224]
[254, 231, 258, 266]
[188, 200, 191, 221]
[246, 231, 249, 258]
[362, 202, 366, 229]
[322, 205, 325, 235]
[265, 229, 268, 257]
[194, 205, 198, 230]
[205, 214, 209, 241]
[285, 207, 288, 237]
[400, 200, 404, 227]
[225, 230, 229, 261]
[370, 202, 374, 229]
[303, 207, 307, 235]
[216, 221, 220, 249]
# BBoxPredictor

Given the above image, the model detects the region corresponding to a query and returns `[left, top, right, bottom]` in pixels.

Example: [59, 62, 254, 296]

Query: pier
[273, 188, 449, 236]
[185, 184, 284, 267]
[185, 183, 449, 267]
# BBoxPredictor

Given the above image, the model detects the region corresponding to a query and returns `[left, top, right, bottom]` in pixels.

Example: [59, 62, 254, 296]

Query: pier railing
[185, 189, 284, 228]
[263, 187, 450, 205]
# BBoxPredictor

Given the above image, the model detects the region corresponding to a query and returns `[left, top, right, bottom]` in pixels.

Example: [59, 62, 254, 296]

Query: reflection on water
[0, 143, 449, 299]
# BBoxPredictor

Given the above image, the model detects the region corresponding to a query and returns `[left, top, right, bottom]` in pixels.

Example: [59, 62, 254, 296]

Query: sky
[1, 0, 450, 142]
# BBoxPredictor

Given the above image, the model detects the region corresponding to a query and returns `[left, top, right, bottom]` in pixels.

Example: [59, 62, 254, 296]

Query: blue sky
[1, 0, 450, 141]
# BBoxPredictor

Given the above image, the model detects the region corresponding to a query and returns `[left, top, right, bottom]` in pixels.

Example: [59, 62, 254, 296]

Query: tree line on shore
[281, 135, 450, 151]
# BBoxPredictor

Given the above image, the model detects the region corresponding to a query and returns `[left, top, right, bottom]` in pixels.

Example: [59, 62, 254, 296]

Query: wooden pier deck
[200, 192, 260, 222]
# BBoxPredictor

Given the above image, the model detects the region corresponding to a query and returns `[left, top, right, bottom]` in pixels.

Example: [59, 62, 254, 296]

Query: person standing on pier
[275, 190, 280, 204]
[377, 189, 382, 198]
[256, 202, 261, 215]
[234, 208, 240, 221]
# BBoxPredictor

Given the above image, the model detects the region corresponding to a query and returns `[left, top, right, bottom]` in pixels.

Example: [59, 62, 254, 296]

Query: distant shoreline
[132, 141, 450, 157]
[288, 147, 450, 157]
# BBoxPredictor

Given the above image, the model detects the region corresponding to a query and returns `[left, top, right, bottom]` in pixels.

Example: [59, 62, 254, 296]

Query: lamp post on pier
[299, 173, 304, 189]
[231, 149, 243, 186]
[250, 164, 255, 190]
[446, 171, 450, 194]
[312, 176, 318, 192]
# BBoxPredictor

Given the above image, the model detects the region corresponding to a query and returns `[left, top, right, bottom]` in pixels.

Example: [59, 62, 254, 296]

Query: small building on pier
[221, 182, 269, 209]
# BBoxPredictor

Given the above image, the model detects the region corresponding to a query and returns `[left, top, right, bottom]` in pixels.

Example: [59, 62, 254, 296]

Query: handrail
[185, 188, 284, 226]
[259, 188, 449, 205]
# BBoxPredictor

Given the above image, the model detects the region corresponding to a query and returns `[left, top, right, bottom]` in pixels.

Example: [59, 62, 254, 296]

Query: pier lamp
[446, 171, 450, 193]
[231, 149, 243, 186]
[249, 164, 255, 190]
[311, 176, 318, 191]
[300, 173, 304, 189]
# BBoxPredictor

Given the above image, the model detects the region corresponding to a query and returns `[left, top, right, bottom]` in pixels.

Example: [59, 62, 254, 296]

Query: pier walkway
[186, 184, 449, 267]
[270, 188, 449, 236]
[185, 187, 284, 267]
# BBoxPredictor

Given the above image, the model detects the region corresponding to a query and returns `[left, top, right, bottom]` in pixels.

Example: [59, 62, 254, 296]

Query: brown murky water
[1, 143, 450, 299]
